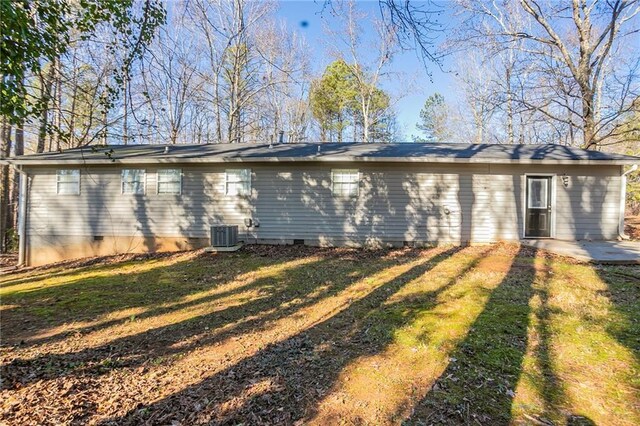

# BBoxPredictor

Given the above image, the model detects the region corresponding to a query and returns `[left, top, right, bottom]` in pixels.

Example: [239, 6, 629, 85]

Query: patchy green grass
[0, 244, 638, 425]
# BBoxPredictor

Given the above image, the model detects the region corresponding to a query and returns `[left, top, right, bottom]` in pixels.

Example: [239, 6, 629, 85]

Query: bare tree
[453, 0, 640, 148]
[188, 0, 276, 143]
[254, 17, 311, 143]
[144, 9, 201, 144]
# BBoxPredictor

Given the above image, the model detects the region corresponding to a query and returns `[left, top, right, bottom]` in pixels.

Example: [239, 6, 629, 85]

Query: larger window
[121, 169, 145, 194]
[157, 169, 182, 194]
[56, 169, 80, 195]
[225, 169, 251, 195]
[331, 169, 359, 197]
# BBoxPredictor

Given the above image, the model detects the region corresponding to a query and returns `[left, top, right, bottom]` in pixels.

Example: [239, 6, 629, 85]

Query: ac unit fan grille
[210, 225, 238, 247]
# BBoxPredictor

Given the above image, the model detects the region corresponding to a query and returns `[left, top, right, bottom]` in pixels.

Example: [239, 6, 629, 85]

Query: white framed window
[121, 169, 145, 194]
[56, 169, 80, 195]
[225, 169, 251, 195]
[157, 169, 182, 195]
[331, 169, 359, 197]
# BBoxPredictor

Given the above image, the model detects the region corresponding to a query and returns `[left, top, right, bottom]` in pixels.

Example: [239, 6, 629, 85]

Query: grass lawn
[0, 244, 638, 425]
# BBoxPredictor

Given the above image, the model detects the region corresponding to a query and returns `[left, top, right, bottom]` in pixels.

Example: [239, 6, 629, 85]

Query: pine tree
[415, 93, 449, 142]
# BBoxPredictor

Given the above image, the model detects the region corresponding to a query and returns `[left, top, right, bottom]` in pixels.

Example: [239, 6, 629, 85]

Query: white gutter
[619, 164, 638, 240]
[7, 157, 640, 166]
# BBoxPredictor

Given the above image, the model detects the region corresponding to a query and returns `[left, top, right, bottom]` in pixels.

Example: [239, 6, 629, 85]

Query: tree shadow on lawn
[5, 255, 324, 349]
[402, 245, 538, 425]
[507, 253, 577, 425]
[97, 245, 493, 425]
[592, 264, 640, 363]
[1, 250, 285, 345]
[546, 261, 639, 425]
[517, 255, 635, 425]
[1, 246, 437, 392]
[0, 251, 186, 289]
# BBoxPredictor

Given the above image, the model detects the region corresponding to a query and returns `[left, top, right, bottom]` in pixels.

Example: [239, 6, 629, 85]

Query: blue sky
[275, 0, 458, 137]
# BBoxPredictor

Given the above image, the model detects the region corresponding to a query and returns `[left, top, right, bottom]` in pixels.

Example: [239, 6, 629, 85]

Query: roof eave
[7, 156, 639, 166]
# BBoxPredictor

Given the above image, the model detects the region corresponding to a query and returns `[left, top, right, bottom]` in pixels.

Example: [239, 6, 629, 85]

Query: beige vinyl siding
[24, 162, 622, 255]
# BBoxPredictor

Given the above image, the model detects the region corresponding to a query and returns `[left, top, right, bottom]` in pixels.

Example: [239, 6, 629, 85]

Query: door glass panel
[528, 178, 548, 209]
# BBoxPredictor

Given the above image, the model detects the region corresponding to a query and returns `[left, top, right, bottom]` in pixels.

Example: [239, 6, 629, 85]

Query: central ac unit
[210, 225, 238, 247]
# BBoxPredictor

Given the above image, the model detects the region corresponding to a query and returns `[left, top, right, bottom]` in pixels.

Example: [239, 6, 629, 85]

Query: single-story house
[3, 142, 639, 266]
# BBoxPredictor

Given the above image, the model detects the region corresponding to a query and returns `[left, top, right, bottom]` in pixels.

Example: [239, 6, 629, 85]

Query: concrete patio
[523, 240, 640, 264]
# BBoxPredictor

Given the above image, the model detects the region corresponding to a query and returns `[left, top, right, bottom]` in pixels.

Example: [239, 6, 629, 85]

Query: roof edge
[6, 156, 638, 166]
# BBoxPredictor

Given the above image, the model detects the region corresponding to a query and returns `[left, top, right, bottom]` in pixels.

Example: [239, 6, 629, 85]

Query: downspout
[9, 163, 29, 266]
[619, 164, 638, 240]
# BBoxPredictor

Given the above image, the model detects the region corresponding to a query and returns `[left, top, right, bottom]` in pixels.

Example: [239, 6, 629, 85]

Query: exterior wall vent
[211, 225, 238, 247]
[293, 239, 304, 245]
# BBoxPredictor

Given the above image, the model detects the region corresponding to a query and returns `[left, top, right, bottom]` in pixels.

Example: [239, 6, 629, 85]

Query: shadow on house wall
[24, 143, 624, 265]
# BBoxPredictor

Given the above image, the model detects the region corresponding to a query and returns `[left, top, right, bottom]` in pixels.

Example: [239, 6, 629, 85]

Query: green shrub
[4, 228, 19, 253]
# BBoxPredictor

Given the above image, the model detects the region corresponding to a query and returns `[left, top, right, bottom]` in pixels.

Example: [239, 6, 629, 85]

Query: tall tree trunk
[11, 121, 24, 241]
[353, 118, 357, 142]
[581, 86, 597, 148]
[228, 0, 245, 144]
[101, 92, 108, 145]
[0, 119, 13, 252]
[228, 46, 242, 144]
[506, 67, 514, 145]
[52, 57, 62, 151]
[69, 87, 78, 147]
[361, 96, 370, 143]
[68, 51, 79, 147]
[123, 77, 129, 145]
[215, 75, 222, 143]
[37, 63, 56, 153]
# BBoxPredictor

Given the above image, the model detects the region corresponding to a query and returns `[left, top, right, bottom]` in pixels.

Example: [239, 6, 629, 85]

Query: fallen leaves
[1, 244, 638, 425]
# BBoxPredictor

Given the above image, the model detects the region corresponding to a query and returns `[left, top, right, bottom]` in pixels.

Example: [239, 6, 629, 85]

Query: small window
[225, 169, 251, 195]
[527, 178, 549, 209]
[332, 169, 359, 197]
[157, 169, 182, 194]
[122, 169, 145, 194]
[56, 169, 80, 195]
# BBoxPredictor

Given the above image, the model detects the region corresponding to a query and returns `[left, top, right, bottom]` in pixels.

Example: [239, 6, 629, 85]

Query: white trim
[56, 169, 80, 195]
[522, 173, 557, 239]
[619, 164, 638, 239]
[331, 169, 360, 197]
[15, 166, 28, 266]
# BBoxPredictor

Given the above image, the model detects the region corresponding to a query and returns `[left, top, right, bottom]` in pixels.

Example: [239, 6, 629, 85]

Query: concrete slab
[204, 243, 244, 253]
[523, 240, 640, 264]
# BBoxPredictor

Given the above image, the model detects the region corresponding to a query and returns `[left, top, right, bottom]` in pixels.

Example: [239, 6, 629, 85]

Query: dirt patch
[625, 215, 640, 240]
[0, 254, 17, 270]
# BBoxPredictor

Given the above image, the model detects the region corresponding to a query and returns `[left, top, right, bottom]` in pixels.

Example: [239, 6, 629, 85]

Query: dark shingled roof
[4, 142, 640, 165]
